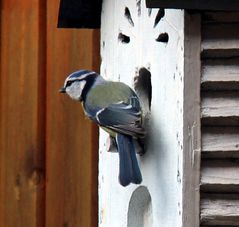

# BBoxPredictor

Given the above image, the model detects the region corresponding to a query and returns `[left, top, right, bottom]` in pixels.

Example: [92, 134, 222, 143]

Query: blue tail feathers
[116, 133, 142, 186]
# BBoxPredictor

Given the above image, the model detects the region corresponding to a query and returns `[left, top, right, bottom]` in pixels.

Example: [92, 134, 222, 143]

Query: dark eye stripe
[66, 80, 73, 86]
[66, 78, 86, 88]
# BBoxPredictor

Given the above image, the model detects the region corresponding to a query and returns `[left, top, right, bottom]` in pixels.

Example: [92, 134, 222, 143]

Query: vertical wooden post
[46, 0, 99, 226]
[100, 1, 186, 226]
[0, 1, 46, 226]
[182, 12, 201, 227]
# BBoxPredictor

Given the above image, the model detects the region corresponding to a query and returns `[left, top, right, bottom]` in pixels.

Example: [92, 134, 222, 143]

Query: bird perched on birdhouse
[59, 70, 145, 186]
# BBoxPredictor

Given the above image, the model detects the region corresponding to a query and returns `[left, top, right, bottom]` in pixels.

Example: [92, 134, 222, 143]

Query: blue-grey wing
[96, 97, 145, 138]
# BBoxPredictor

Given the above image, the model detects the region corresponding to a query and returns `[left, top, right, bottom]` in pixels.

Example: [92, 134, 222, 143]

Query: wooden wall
[200, 11, 239, 226]
[0, 1, 99, 227]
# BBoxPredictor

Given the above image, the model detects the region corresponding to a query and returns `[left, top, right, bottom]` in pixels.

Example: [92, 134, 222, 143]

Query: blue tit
[59, 70, 145, 186]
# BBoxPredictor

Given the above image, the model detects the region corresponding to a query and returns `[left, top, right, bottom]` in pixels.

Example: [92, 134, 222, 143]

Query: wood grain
[201, 194, 239, 225]
[45, 0, 99, 227]
[201, 91, 239, 118]
[201, 160, 239, 192]
[201, 47, 239, 97]
[200, 11, 239, 227]
[202, 127, 239, 158]
[202, 58, 239, 90]
[182, 12, 201, 227]
[0, 1, 46, 227]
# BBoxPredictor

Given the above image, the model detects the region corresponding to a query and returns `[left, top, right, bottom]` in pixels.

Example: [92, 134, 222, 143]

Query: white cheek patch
[66, 80, 87, 101]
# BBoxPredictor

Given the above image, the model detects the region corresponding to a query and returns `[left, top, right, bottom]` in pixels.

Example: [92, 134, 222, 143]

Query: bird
[59, 70, 145, 186]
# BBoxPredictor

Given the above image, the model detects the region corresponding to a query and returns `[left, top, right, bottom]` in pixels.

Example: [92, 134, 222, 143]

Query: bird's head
[59, 70, 99, 101]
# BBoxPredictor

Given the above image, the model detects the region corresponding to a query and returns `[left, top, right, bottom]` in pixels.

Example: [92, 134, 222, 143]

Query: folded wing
[96, 97, 145, 138]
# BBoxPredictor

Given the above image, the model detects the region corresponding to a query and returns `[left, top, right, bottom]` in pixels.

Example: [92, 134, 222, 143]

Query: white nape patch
[66, 80, 87, 101]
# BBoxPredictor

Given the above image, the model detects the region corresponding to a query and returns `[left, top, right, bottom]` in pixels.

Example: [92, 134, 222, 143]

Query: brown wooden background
[0, 0, 99, 226]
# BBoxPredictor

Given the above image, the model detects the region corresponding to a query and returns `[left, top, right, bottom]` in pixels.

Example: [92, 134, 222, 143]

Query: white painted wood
[201, 160, 239, 192]
[201, 194, 239, 226]
[99, 1, 185, 227]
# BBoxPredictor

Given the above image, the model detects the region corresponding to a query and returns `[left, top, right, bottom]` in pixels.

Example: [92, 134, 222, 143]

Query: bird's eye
[66, 81, 73, 87]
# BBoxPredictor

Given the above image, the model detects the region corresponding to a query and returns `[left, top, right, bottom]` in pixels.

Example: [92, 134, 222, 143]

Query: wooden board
[45, 0, 99, 226]
[182, 12, 201, 227]
[202, 58, 239, 90]
[202, 127, 239, 158]
[201, 194, 239, 225]
[200, 11, 239, 226]
[201, 13, 239, 59]
[201, 160, 239, 192]
[0, 1, 46, 226]
[202, 24, 239, 50]
[201, 91, 239, 118]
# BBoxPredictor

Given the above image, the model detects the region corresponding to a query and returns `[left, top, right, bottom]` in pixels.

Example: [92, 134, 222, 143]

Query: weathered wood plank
[183, 12, 201, 227]
[201, 91, 239, 118]
[200, 11, 239, 227]
[202, 24, 239, 50]
[201, 160, 239, 192]
[0, 1, 46, 227]
[202, 59, 239, 81]
[201, 194, 239, 226]
[202, 127, 239, 158]
[46, 0, 99, 226]
[202, 39, 239, 51]
[202, 59, 239, 90]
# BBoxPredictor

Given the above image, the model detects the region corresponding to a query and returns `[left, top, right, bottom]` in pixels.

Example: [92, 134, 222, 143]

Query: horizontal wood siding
[200, 11, 239, 226]
[201, 160, 239, 192]
[201, 59, 239, 90]
[201, 194, 239, 225]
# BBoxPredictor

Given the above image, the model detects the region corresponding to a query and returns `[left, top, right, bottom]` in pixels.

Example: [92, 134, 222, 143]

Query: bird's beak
[59, 87, 66, 93]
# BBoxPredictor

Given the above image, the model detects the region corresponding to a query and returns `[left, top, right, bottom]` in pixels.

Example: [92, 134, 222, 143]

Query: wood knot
[28, 169, 43, 187]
